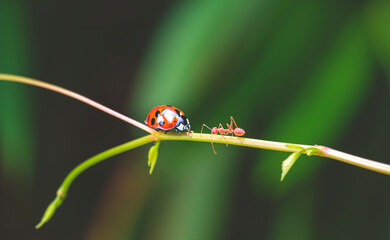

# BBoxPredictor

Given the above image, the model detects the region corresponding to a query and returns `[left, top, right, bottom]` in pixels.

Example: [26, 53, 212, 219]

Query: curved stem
[59, 135, 154, 197]
[0, 73, 154, 134]
[35, 135, 155, 229]
[35, 131, 390, 229]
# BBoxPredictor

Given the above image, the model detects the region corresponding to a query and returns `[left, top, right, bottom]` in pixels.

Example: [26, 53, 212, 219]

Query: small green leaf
[280, 150, 304, 182]
[148, 141, 161, 175]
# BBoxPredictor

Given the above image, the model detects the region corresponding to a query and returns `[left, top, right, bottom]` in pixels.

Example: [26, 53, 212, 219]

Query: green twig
[35, 135, 155, 229]
[158, 132, 390, 175]
[35, 131, 390, 228]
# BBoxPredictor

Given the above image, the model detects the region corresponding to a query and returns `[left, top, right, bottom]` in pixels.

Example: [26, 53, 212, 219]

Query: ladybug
[145, 105, 191, 134]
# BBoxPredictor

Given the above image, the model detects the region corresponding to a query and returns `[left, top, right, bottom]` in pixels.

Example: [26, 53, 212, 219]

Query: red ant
[201, 116, 245, 154]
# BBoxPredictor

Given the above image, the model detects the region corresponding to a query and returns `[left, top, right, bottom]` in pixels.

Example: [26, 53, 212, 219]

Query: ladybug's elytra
[145, 105, 191, 133]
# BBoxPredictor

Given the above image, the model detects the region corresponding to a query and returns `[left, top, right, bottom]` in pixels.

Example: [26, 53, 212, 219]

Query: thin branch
[158, 132, 312, 151]
[321, 147, 390, 176]
[0, 73, 154, 134]
[157, 132, 390, 175]
[35, 135, 155, 229]
[35, 131, 390, 228]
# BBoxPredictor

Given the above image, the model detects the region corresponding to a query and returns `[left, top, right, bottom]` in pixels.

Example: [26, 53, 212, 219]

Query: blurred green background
[1, 0, 389, 239]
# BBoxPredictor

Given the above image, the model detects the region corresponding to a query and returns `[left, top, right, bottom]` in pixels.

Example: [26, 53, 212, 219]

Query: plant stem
[321, 147, 390, 176]
[35, 135, 155, 229]
[59, 135, 154, 197]
[0, 73, 154, 134]
[2, 73, 387, 175]
[156, 132, 390, 175]
[158, 132, 312, 151]
[36, 131, 390, 228]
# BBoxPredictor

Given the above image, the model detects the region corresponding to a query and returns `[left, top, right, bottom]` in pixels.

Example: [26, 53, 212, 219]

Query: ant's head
[211, 127, 218, 134]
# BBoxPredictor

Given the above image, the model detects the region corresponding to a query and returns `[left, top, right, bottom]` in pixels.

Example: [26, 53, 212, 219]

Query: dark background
[0, 0, 389, 239]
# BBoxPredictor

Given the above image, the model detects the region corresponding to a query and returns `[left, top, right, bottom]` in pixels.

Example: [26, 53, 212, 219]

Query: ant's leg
[201, 124, 212, 135]
[230, 116, 240, 129]
[226, 123, 234, 137]
[230, 116, 244, 143]
[200, 124, 215, 153]
[226, 117, 236, 137]
[210, 133, 217, 154]
[218, 123, 229, 146]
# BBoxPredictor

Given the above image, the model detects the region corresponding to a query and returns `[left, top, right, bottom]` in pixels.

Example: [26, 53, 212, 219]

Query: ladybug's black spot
[155, 110, 160, 118]
[159, 120, 165, 127]
[151, 118, 156, 125]
[175, 109, 180, 115]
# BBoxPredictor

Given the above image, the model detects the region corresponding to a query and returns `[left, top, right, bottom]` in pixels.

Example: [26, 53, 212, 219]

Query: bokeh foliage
[0, 0, 36, 237]
[1, 0, 389, 239]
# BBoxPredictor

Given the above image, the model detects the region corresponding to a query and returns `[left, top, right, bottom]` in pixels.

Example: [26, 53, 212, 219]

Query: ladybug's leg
[186, 131, 192, 138]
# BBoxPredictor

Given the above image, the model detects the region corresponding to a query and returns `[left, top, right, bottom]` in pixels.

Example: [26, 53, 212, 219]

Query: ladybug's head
[176, 115, 191, 132]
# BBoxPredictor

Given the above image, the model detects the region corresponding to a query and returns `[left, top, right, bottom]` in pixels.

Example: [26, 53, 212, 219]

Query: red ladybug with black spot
[145, 105, 191, 134]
